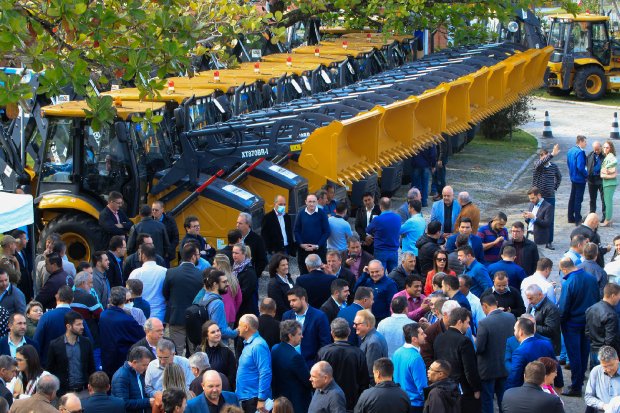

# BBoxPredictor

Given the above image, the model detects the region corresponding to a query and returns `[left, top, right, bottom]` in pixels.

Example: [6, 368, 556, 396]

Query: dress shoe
[545, 243, 555, 250]
[562, 387, 582, 397]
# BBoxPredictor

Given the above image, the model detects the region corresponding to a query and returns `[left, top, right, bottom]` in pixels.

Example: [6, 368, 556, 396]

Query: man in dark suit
[295, 254, 336, 309]
[46, 311, 96, 396]
[502, 361, 565, 413]
[258, 298, 280, 349]
[98, 191, 133, 238]
[0, 313, 38, 357]
[130, 318, 167, 360]
[325, 250, 355, 304]
[262, 195, 295, 256]
[476, 294, 516, 413]
[343, 235, 374, 280]
[282, 287, 331, 369]
[237, 212, 267, 274]
[0, 355, 16, 406]
[11, 229, 32, 302]
[106, 235, 127, 288]
[355, 192, 381, 254]
[162, 243, 203, 357]
[318, 317, 369, 410]
[524, 284, 561, 354]
[271, 320, 312, 413]
[320, 279, 349, 323]
[151, 201, 179, 264]
[505, 317, 559, 390]
[127, 205, 170, 261]
[523, 187, 553, 252]
[82, 371, 126, 413]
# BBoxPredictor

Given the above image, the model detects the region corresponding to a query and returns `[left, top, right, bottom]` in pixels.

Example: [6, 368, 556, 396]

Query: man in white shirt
[145, 338, 194, 396]
[520, 257, 556, 305]
[128, 244, 167, 322]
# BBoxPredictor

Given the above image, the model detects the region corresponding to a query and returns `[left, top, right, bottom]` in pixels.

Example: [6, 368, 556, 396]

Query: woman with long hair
[15, 344, 49, 399]
[538, 357, 562, 400]
[601, 140, 617, 226]
[213, 254, 242, 327]
[232, 243, 258, 321]
[267, 253, 294, 320]
[424, 250, 456, 295]
[200, 320, 237, 390]
[152, 364, 194, 413]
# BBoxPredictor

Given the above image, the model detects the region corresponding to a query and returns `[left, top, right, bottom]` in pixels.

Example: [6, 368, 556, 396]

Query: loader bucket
[297, 109, 383, 186]
[411, 87, 446, 146]
[374, 98, 421, 165]
[466, 67, 490, 123]
[520, 49, 542, 94]
[502, 56, 527, 105]
[441, 77, 472, 135]
[530, 46, 554, 89]
[485, 62, 506, 115]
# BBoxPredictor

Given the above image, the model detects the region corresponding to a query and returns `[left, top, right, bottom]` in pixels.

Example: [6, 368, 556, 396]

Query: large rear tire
[40, 213, 108, 266]
[574, 66, 607, 100]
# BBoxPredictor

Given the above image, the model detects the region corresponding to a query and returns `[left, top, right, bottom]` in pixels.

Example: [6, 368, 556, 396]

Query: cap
[0, 235, 16, 247]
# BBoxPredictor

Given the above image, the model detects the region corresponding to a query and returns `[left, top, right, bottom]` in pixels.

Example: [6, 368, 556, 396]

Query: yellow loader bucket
[294, 45, 374, 58]
[518, 49, 541, 94]
[466, 67, 491, 123]
[261, 53, 349, 66]
[440, 77, 472, 135]
[502, 56, 527, 104]
[297, 109, 383, 186]
[411, 88, 446, 146]
[485, 62, 507, 115]
[530, 46, 554, 90]
[374, 98, 421, 165]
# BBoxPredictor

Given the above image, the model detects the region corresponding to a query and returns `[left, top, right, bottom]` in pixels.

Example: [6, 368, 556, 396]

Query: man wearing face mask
[262, 195, 295, 257]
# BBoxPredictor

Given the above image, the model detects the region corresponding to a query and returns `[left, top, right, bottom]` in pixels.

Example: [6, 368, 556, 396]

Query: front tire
[573, 66, 607, 100]
[40, 213, 108, 265]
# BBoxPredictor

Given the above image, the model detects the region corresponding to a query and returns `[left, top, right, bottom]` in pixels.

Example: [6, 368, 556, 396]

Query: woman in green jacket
[601, 140, 617, 226]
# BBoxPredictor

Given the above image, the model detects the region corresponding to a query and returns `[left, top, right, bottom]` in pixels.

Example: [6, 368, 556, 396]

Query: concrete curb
[534, 96, 620, 110]
[502, 129, 539, 191]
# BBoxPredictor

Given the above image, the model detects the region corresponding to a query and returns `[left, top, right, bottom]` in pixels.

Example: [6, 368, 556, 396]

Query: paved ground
[257, 95, 619, 412]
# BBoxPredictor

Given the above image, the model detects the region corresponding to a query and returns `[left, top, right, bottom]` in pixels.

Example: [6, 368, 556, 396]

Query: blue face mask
[276, 205, 286, 214]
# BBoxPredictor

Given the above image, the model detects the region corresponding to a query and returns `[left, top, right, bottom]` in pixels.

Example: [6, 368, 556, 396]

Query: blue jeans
[373, 249, 398, 273]
[590, 350, 600, 369]
[568, 182, 586, 223]
[411, 168, 430, 207]
[559, 333, 569, 363]
[546, 197, 556, 243]
[562, 321, 590, 390]
[481, 378, 506, 413]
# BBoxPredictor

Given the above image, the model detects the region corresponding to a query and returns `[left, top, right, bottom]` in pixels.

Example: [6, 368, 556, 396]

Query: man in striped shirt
[532, 144, 562, 250]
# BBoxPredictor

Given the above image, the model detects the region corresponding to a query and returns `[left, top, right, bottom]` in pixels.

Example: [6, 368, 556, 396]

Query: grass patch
[530, 88, 620, 107]
[470, 129, 537, 151]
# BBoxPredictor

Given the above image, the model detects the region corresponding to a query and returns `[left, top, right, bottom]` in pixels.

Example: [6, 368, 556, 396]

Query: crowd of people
[0, 134, 618, 413]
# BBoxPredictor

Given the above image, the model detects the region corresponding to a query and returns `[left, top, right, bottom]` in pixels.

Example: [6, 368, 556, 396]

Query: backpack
[185, 295, 222, 346]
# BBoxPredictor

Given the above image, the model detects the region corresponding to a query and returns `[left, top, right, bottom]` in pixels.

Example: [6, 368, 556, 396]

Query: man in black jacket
[480, 272, 525, 319]
[423, 359, 460, 413]
[180, 216, 214, 263]
[127, 205, 170, 261]
[389, 252, 420, 291]
[502, 361, 565, 413]
[587, 141, 606, 217]
[325, 250, 355, 304]
[36, 252, 73, 310]
[98, 191, 133, 238]
[237, 212, 268, 274]
[0, 355, 15, 406]
[433, 307, 481, 412]
[523, 187, 553, 252]
[318, 317, 369, 410]
[501, 221, 539, 277]
[586, 282, 620, 363]
[123, 234, 166, 276]
[162, 243, 203, 357]
[355, 192, 381, 254]
[106, 235, 127, 288]
[571, 213, 611, 267]
[354, 357, 410, 413]
[343, 235, 374, 280]
[320, 279, 349, 323]
[258, 298, 280, 349]
[416, 222, 442, 275]
[525, 284, 561, 355]
[46, 311, 96, 397]
[151, 201, 179, 264]
[261, 195, 295, 256]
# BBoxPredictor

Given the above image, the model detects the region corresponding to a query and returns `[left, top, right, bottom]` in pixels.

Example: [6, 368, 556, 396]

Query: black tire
[40, 213, 108, 265]
[573, 66, 607, 100]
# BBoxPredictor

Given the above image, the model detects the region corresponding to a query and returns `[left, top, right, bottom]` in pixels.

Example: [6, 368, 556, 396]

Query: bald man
[308, 361, 346, 413]
[185, 370, 239, 413]
[59, 393, 81, 412]
[430, 186, 461, 237]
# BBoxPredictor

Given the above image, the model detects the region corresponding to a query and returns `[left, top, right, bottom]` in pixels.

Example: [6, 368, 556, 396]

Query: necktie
[114, 211, 120, 224]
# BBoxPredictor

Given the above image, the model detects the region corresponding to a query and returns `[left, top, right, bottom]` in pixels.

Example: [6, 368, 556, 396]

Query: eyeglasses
[436, 258, 447, 262]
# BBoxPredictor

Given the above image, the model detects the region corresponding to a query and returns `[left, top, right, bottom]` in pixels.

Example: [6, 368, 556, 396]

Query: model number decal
[241, 149, 269, 158]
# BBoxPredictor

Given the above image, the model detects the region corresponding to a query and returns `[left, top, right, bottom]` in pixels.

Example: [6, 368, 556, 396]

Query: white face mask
[125, 302, 134, 310]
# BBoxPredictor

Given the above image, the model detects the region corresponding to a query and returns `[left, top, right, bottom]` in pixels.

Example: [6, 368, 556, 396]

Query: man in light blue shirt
[236, 314, 272, 413]
[377, 296, 414, 357]
[144, 338, 194, 396]
[585, 346, 620, 411]
[400, 200, 426, 255]
[393, 322, 427, 411]
[327, 203, 353, 253]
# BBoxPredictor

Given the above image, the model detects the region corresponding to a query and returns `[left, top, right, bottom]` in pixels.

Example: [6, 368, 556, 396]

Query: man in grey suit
[502, 361, 565, 413]
[476, 294, 517, 413]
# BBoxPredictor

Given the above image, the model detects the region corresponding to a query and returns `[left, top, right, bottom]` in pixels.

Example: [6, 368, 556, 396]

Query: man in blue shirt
[400, 200, 426, 255]
[458, 246, 492, 297]
[236, 314, 272, 412]
[393, 322, 428, 412]
[366, 198, 401, 273]
[567, 135, 588, 225]
[354, 260, 399, 324]
[327, 202, 353, 254]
